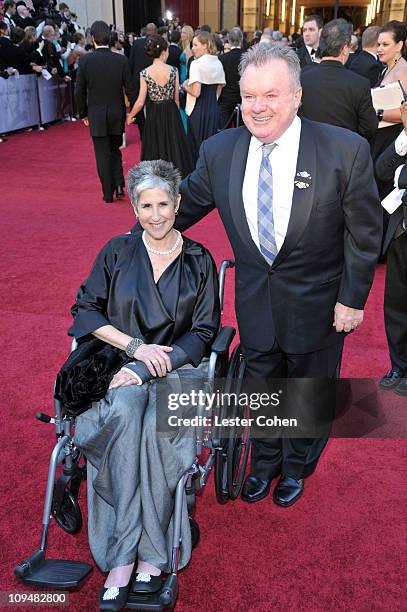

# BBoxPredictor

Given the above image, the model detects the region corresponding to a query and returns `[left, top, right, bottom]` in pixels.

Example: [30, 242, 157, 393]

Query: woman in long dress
[179, 25, 194, 133]
[371, 21, 407, 198]
[127, 35, 194, 178]
[182, 31, 225, 162]
[72, 160, 220, 611]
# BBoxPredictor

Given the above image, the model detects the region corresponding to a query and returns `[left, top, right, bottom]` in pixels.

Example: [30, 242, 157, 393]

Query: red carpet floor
[0, 122, 406, 612]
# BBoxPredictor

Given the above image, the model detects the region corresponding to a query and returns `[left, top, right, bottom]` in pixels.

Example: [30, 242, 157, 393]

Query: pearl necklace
[142, 230, 182, 256]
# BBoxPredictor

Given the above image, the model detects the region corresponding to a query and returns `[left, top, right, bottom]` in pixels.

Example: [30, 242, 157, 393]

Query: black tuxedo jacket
[299, 60, 378, 141]
[218, 48, 242, 108]
[176, 119, 382, 354]
[349, 50, 382, 87]
[129, 37, 152, 95]
[167, 44, 182, 75]
[376, 140, 407, 253]
[296, 45, 312, 69]
[75, 48, 136, 138]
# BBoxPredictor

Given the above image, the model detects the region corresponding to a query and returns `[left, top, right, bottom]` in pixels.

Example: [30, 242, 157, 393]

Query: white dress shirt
[306, 45, 317, 61]
[395, 129, 407, 157]
[242, 115, 302, 252]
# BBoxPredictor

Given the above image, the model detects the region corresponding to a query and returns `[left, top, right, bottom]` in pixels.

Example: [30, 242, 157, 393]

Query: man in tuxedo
[3, 1, 17, 30]
[376, 103, 407, 394]
[218, 27, 243, 130]
[167, 29, 181, 76]
[299, 19, 378, 141]
[296, 14, 323, 68]
[174, 44, 382, 506]
[128, 22, 156, 139]
[14, 4, 36, 28]
[349, 25, 382, 87]
[75, 21, 136, 203]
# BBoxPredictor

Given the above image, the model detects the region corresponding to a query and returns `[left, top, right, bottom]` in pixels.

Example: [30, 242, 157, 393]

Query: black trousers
[92, 134, 124, 201]
[218, 101, 239, 131]
[384, 232, 407, 375]
[242, 339, 343, 480]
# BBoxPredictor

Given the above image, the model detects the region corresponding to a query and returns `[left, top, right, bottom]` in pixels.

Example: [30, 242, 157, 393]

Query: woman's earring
[175, 209, 179, 215]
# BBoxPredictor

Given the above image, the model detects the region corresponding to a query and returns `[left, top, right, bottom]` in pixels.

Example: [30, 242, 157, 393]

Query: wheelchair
[14, 260, 250, 610]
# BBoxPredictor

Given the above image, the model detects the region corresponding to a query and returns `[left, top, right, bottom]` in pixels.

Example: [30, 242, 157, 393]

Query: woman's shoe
[99, 583, 131, 611]
[131, 572, 162, 594]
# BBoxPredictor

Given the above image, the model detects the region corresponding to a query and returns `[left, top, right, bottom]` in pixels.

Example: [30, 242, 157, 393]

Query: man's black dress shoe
[131, 572, 162, 594]
[115, 186, 125, 199]
[379, 369, 402, 390]
[99, 583, 131, 611]
[241, 475, 272, 503]
[273, 475, 304, 507]
[394, 377, 407, 396]
[104, 198, 114, 204]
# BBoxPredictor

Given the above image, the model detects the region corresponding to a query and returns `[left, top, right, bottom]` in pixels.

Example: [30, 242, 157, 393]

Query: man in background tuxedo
[218, 27, 243, 130]
[296, 14, 323, 68]
[349, 25, 382, 87]
[14, 4, 36, 28]
[299, 19, 378, 141]
[3, 1, 17, 30]
[128, 22, 156, 139]
[167, 29, 182, 76]
[376, 103, 407, 394]
[75, 21, 136, 203]
[172, 44, 382, 507]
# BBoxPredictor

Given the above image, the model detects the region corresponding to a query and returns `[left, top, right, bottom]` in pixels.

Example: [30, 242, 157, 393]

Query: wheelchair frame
[14, 259, 249, 610]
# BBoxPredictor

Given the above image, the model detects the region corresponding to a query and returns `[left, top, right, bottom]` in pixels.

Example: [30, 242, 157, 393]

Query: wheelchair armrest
[211, 326, 236, 355]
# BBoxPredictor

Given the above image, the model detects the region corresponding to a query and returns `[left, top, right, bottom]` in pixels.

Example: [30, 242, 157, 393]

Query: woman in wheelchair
[70, 159, 220, 611]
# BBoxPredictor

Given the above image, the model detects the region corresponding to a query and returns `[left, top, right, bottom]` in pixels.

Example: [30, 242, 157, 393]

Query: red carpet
[0, 122, 406, 611]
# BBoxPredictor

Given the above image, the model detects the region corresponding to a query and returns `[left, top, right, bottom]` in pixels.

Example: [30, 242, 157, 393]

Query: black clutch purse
[54, 337, 131, 417]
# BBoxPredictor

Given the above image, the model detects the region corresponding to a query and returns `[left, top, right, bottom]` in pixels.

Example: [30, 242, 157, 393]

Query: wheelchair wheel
[54, 486, 82, 534]
[189, 517, 200, 549]
[213, 345, 243, 504]
[226, 352, 250, 500]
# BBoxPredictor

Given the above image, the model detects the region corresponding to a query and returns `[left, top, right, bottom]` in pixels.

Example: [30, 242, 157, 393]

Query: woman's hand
[127, 114, 135, 125]
[109, 369, 138, 389]
[134, 344, 173, 377]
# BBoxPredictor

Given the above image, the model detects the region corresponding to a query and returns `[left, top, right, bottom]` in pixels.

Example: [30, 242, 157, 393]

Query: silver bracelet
[125, 337, 143, 358]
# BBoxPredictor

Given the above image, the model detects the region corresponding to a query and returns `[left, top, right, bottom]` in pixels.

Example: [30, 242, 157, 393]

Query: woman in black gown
[182, 31, 225, 162]
[371, 21, 407, 198]
[127, 36, 194, 178]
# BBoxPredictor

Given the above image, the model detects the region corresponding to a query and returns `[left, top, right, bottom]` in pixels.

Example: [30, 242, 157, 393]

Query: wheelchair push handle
[218, 259, 235, 313]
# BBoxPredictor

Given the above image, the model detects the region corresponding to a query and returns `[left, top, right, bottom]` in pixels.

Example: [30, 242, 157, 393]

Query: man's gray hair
[126, 160, 181, 208]
[228, 27, 243, 47]
[318, 18, 351, 58]
[362, 25, 380, 49]
[239, 43, 301, 91]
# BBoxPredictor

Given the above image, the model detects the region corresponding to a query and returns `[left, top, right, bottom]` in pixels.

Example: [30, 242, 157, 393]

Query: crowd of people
[5, 6, 407, 611]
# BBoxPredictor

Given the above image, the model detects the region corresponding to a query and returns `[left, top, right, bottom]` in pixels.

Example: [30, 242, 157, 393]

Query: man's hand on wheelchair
[134, 343, 173, 377]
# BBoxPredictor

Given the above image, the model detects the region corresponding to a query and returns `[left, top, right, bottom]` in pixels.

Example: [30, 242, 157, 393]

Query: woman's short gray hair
[239, 44, 301, 92]
[126, 160, 182, 208]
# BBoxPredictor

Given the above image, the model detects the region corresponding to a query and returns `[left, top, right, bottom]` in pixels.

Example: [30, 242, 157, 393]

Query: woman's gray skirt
[74, 361, 207, 573]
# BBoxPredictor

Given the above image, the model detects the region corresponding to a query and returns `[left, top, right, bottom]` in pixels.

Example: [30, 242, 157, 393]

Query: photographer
[376, 101, 407, 394]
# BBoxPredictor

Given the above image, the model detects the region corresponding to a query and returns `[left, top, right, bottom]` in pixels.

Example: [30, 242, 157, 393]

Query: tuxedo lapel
[272, 118, 316, 268]
[228, 128, 268, 265]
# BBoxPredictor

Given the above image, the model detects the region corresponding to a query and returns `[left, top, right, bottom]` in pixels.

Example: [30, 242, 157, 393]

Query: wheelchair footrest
[15, 558, 92, 588]
[126, 575, 178, 610]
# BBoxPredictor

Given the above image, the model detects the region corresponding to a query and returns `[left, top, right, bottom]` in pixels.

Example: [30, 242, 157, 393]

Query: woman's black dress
[188, 83, 219, 162]
[140, 67, 194, 178]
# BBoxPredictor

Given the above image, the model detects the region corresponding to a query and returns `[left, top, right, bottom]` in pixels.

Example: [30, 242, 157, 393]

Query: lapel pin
[294, 171, 312, 189]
